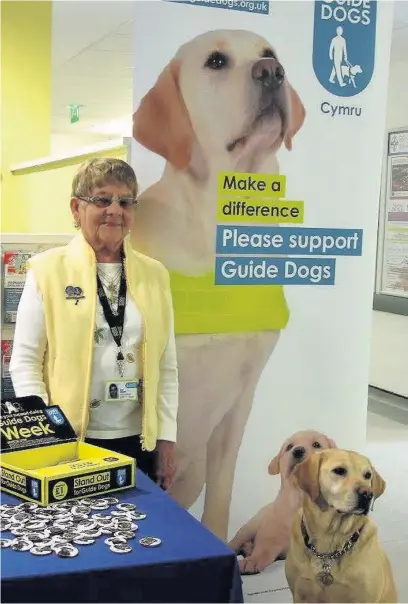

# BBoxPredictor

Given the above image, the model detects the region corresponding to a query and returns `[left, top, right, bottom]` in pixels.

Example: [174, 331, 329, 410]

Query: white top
[9, 264, 178, 442]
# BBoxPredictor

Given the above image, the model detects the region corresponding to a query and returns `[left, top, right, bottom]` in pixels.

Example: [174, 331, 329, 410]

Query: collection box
[0, 395, 135, 505]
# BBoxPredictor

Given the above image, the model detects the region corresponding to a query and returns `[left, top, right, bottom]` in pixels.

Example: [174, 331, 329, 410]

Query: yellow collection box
[0, 396, 135, 505]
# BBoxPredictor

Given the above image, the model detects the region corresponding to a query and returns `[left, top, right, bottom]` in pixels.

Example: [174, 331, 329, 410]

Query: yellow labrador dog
[229, 430, 336, 574]
[132, 29, 305, 540]
[285, 449, 397, 603]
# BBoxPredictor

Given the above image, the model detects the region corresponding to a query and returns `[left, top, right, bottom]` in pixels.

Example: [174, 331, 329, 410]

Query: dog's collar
[301, 516, 363, 561]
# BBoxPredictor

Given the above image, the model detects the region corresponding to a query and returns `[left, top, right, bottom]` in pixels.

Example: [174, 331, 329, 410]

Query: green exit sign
[70, 104, 80, 124]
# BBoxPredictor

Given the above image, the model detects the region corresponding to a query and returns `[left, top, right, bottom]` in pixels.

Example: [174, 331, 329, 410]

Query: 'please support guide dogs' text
[215, 172, 364, 286]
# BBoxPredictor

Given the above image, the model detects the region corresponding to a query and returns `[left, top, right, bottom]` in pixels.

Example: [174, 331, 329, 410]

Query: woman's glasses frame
[76, 195, 138, 209]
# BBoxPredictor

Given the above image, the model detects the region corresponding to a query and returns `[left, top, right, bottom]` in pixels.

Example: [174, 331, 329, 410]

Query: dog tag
[317, 570, 334, 586]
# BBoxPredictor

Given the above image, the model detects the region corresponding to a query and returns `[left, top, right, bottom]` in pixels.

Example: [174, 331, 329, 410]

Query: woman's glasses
[77, 196, 138, 209]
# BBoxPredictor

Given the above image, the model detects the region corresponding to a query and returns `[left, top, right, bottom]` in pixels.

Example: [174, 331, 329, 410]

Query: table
[1, 471, 243, 603]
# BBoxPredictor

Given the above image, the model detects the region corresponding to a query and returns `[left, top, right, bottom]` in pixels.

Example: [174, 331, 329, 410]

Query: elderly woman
[10, 158, 178, 489]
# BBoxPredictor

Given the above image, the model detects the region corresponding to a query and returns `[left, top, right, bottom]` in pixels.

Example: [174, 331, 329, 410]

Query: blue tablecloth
[1, 471, 243, 603]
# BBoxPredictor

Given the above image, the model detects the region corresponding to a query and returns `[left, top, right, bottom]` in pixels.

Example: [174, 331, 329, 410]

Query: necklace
[96, 254, 127, 377]
[97, 266, 121, 306]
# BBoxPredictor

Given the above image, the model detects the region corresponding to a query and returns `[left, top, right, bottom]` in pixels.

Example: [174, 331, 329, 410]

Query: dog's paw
[239, 557, 261, 575]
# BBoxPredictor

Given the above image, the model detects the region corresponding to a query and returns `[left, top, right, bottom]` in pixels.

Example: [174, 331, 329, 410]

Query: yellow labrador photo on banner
[132, 28, 305, 540]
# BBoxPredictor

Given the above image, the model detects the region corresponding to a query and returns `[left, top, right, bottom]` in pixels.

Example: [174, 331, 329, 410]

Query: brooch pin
[65, 285, 85, 305]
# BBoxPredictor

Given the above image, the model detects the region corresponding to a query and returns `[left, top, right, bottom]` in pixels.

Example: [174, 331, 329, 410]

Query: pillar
[1, 0, 52, 232]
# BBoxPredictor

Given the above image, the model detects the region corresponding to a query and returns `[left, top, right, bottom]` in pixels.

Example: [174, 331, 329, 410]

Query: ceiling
[51, 1, 135, 149]
[51, 0, 408, 151]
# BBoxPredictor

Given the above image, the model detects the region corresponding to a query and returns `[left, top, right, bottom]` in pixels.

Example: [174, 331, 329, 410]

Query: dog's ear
[284, 84, 306, 151]
[328, 438, 337, 449]
[371, 467, 386, 501]
[268, 453, 281, 475]
[133, 59, 194, 169]
[293, 451, 323, 501]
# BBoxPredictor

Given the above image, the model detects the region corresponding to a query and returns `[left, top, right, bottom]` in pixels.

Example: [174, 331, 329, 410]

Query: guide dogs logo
[1, 401, 22, 414]
[30, 479, 40, 499]
[45, 408, 65, 426]
[116, 468, 127, 487]
[313, 0, 377, 97]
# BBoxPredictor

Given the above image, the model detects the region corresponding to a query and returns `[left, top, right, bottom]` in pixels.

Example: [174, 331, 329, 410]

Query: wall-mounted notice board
[374, 128, 408, 316]
[1, 234, 73, 398]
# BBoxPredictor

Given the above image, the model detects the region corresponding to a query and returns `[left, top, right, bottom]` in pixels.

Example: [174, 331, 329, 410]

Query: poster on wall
[380, 154, 408, 296]
[390, 156, 408, 199]
[131, 0, 393, 590]
[389, 129, 408, 156]
[1, 340, 15, 399]
[3, 251, 32, 324]
[379, 133, 408, 297]
[381, 224, 408, 296]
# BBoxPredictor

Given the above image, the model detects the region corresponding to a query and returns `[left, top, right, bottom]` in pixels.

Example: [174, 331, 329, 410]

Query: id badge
[105, 379, 139, 402]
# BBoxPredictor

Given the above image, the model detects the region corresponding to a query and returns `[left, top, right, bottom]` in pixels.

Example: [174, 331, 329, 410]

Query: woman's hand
[156, 440, 175, 490]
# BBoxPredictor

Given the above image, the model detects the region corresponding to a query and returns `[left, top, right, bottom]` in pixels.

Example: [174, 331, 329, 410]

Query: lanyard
[96, 252, 127, 377]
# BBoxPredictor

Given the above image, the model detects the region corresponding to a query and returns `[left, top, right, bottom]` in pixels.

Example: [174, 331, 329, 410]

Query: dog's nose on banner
[292, 446, 306, 460]
[356, 487, 374, 513]
[252, 58, 285, 89]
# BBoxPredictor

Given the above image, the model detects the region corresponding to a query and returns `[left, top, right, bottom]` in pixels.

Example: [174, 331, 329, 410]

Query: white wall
[370, 312, 408, 397]
[369, 58, 408, 398]
[50, 132, 115, 156]
[386, 60, 408, 129]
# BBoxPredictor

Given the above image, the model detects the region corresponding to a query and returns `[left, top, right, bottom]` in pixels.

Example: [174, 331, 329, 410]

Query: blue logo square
[313, 0, 377, 97]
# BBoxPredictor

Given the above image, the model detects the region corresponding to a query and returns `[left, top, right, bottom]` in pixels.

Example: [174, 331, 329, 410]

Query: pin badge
[105, 536, 127, 546]
[139, 536, 162, 548]
[18, 502, 38, 512]
[31, 546, 53, 556]
[116, 503, 136, 512]
[65, 285, 85, 305]
[12, 539, 34, 552]
[114, 530, 135, 540]
[104, 497, 119, 506]
[56, 545, 79, 558]
[73, 537, 95, 546]
[109, 543, 132, 554]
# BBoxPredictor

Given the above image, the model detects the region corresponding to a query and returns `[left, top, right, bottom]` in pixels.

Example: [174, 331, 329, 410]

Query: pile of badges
[0, 497, 162, 557]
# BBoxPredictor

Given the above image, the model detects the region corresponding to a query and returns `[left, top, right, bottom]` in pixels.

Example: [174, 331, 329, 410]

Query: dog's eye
[261, 48, 276, 60]
[312, 442, 322, 449]
[364, 471, 372, 480]
[332, 467, 347, 476]
[286, 444, 293, 452]
[205, 51, 229, 70]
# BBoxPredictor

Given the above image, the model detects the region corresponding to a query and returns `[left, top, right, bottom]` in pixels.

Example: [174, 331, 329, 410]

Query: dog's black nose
[252, 58, 285, 89]
[292, 446, 306, 460]
[357, 489, 373, 512]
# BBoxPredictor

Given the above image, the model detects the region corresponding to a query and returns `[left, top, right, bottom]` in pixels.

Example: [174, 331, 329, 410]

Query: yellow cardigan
[28, 234, 171, 452]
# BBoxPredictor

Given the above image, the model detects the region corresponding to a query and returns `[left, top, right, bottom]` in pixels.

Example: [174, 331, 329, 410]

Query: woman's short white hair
[72, 157, 138, 198]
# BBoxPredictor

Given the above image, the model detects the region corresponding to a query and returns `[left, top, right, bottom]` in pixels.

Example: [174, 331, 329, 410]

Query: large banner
[131, 0, 393, 591]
